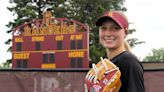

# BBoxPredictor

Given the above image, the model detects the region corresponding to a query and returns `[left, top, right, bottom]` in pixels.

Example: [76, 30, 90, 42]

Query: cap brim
[96, 16, 123, 28]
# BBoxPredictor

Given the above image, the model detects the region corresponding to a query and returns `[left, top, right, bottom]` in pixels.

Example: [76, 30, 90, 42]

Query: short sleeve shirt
[111, 51, 145, 92]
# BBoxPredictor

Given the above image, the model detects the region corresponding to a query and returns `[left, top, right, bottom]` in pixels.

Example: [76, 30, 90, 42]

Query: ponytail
[124, 41, 131, 52]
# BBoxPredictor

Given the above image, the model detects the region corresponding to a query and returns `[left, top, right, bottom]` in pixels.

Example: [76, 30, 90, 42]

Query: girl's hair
[124, 41, 131, 52]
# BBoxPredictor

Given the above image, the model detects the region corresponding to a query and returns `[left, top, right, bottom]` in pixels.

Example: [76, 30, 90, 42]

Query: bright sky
[0, 0, 164, 63]
[125, 0, 164, 60]
[0, 0, 13, 63]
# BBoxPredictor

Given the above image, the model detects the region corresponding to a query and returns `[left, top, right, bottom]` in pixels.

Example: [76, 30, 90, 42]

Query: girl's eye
[114, 26, 121, 30]
[100, 27, 107, 30]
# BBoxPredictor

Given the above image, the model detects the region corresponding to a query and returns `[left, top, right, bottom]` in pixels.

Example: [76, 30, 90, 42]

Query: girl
[96, 11, 145, 92]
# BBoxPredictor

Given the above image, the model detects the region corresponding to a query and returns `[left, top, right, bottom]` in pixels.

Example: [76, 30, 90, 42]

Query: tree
[5, 0, 66, 67]
[0, 60, 12, 69]
[143, 47, 164, 62]
[5, 0, 144, 66]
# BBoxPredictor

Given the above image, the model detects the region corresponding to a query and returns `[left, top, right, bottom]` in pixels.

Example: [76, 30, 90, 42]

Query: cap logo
[108, 12, 113, 17]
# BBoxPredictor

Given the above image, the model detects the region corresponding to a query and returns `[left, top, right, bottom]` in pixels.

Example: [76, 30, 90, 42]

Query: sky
[0, 0, 164, 63]
[0, 0, 13, 63]
[124, 0, 164, 60]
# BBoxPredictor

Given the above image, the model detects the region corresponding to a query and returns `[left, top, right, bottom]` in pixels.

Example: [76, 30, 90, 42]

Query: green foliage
[127, 38, 145, 48]
[5, 0, 144, 65]
[0, 60, 12, 69]
[143, 47, 164, 62]
[5, 39, 12, 45]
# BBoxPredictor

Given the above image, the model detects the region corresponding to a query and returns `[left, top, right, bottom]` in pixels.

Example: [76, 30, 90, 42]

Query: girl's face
[99, 21, 127, 50]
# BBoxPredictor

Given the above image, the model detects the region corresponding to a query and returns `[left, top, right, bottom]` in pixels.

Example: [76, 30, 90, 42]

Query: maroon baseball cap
[96, 11, 129, 30]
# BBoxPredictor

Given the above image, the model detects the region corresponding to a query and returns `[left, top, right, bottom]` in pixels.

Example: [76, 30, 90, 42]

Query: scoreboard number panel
[12, 11, 89, 68]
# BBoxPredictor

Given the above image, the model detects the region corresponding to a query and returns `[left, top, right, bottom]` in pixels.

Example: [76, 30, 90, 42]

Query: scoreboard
[12, 11, 89, 68]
